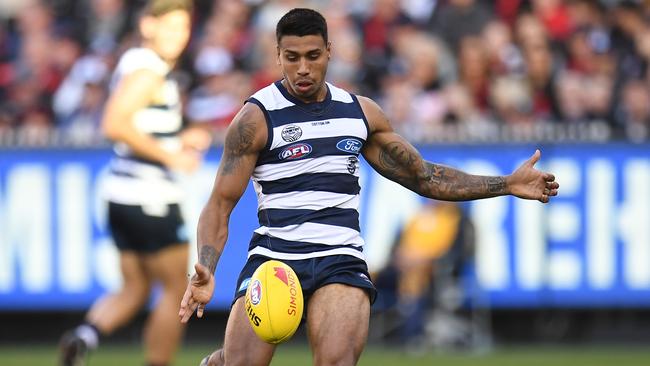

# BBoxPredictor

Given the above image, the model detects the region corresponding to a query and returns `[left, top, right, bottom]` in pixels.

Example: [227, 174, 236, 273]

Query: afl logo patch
[249, 279, 262, 305]
[336, 138, 362, 153]
[279, 143, 312, 160]
[281, 125, 302, 142]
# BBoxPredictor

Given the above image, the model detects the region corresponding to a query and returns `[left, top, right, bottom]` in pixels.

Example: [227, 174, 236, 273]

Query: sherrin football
[244, 260, 304, 344]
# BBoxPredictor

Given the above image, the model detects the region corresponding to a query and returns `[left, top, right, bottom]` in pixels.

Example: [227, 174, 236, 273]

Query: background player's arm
[179, 102, 267, 322]
[101, 69, 197, 171]
[359, 96, 558, 203]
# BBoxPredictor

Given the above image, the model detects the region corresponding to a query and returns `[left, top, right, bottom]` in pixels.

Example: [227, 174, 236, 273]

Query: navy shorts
[234, 254, 377, 308]
[108, 202, 188, 253]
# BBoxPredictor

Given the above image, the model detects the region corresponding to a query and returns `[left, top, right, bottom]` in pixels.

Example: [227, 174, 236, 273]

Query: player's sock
[74, 323, 100, 350]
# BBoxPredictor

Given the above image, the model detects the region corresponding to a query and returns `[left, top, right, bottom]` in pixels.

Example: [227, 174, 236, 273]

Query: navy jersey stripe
[350, 94, 370, 134]
[151, 131, 180, 138]
[257, 172, 360, 195]
[249, 233, 364, 253]
[266, 101, 364, 126]
[256, 135, 364, 166]
[246, 98, 274, 151]
[258, 207, 360, 231]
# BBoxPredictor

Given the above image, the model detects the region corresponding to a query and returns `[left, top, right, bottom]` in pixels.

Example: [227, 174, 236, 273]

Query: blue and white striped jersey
[103, 48, 184, 207]
[246, 81, 369, 262]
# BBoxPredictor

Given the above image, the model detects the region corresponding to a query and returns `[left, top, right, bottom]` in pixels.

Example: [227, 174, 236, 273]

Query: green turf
[1, 344, 649, 366]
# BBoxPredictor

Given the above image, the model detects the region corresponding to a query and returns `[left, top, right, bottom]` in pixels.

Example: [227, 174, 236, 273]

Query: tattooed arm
[179, 102, 267, 322]
[359, 97, 559, 202]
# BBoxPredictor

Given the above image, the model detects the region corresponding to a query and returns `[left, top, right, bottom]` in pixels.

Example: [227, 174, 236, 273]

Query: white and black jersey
[246, 81, 370, 262]
[103, 47, 184, 206]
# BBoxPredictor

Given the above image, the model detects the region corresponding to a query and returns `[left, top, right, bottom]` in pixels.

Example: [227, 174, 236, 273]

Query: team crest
[347, 156, 359, 174]
[281, 125, 302, 142]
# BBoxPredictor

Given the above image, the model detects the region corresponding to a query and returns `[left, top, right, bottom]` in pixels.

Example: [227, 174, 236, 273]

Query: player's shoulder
[354, 94, 383, 118]
[116, 47, 169, 77]
[326, 82, 354, 104]
[225, 101, 268, 151]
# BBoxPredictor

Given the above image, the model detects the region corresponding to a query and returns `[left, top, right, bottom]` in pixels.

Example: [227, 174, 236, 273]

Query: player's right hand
[179, 263, 215, 323]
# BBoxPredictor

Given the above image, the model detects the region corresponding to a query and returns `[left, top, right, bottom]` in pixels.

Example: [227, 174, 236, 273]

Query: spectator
[430, 0, 493, 53]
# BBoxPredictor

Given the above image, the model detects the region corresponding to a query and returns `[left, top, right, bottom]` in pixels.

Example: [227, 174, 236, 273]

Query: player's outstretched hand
[179, 263, 215, 323]
[508, 149, 559, 203]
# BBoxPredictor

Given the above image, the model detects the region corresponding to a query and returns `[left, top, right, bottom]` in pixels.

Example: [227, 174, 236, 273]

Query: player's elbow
[101, 115, 123, 142]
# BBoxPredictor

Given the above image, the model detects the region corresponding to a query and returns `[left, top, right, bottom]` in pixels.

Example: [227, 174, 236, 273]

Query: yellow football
[244, 260, 304, 344]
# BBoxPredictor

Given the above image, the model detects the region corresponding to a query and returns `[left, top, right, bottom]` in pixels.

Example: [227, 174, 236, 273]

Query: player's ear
[139, 15, 157, 41]
[276, 45, 281, 65]
[326, 41, 331, 59]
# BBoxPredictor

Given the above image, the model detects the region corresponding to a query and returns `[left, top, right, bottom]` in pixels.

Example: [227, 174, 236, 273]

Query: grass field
[1, 344, 649, 366]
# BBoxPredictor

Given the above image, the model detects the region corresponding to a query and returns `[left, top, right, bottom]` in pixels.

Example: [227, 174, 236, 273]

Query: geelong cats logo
[281, 125, 302, 142]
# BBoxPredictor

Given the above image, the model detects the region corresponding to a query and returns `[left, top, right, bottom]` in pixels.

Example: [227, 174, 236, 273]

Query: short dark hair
[276, 8, 328, 44]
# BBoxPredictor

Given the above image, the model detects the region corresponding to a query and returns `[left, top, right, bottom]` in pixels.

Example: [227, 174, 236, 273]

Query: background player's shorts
[234, 254, 377, 308]
[108, 201, 188, 253]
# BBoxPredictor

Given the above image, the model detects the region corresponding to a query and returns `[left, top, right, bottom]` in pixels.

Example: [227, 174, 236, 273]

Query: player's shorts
[108, 201, 188, 253]
[234, 254, 377, 308]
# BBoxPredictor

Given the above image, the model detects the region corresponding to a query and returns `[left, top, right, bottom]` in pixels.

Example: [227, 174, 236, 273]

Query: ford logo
[336, 138, 362, 153]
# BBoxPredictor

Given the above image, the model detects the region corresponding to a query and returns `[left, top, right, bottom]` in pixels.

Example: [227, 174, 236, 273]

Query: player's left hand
[179, 263, 215, 323]
[507, 149, 559, 203]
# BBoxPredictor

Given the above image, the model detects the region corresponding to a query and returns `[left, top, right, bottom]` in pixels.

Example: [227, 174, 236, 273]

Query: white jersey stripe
[250, 83, 295, 111]
[248, 246, 365, 261]
[256, 190, 360, 211]
[270, 117, 367, 150]
[254, 223, 365, 246]
[328, 82, 354, 103]
[254, 155, 360, 181]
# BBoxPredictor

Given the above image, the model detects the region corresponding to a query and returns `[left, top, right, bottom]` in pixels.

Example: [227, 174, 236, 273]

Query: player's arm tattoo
[377, 141, 508, 200]
[198, 245, 219, 273]
[220, 118, 257, 175]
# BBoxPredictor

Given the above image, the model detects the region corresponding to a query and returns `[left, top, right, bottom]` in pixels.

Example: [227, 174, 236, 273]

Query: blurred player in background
[59, 1, 211, 365]
[178, 7, 558, 366]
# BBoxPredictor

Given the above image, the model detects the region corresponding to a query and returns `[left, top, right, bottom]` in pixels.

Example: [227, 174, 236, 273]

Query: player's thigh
[223, 296, 276, 366]
[307, 283, 370, 364]
[119, 251, 150, 296]
[143, 244, 189, 290]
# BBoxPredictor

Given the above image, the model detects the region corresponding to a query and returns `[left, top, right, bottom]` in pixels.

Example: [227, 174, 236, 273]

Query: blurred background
[1, 0, 650, 365]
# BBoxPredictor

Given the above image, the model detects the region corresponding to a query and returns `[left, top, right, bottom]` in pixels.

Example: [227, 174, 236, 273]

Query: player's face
[277, 35, 330, 102]
[141, 10, 191, 62]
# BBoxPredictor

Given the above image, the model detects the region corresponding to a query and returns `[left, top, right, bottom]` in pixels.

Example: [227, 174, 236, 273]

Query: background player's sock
[74, 323, 100, 350]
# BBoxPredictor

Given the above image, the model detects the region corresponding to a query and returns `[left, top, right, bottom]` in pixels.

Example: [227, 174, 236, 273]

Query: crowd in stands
[1, 0, 650, 145]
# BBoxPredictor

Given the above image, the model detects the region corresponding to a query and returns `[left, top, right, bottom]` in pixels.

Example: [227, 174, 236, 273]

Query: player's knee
[313, 349, 358, 366]
[123, 280, 149, 303]
[198, 349, 222, 366]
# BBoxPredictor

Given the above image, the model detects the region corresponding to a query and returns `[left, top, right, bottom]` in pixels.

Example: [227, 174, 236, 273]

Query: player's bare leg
[87, 251, 152, 332]
[60, 251, 151, 366]
[307, 284, 370, 366]
[142, 244, 189, 366]
[203, 296, 276, 366]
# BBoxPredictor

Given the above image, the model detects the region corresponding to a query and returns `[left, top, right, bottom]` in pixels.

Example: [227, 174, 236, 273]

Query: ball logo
[336, 138, 362, 153]
[249, 279, 262, 305]
[286, 270, 299, 316]
[281, 125, 302, 142]
[279, 143, 312, 160]
[274, 267, 289, 286]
